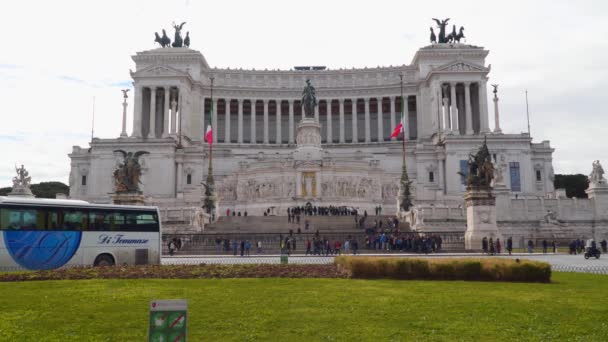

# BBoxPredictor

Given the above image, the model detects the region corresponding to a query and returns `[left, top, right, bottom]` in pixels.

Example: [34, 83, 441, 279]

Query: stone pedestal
[111, 192, 146, 206]
[464, 188, 502, 250]
[586, 183, 608, 221]
[8, 185, 34, 198]
[294, 118, 323, 200]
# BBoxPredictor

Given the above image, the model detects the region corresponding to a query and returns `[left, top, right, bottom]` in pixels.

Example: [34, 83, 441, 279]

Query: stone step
[205, 215, 402, 233]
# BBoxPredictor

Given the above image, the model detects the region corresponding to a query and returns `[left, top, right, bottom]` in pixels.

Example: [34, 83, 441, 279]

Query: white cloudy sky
[1, 0, 607, 187]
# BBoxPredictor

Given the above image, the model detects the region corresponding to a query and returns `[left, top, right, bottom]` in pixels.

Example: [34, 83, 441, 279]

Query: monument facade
[69, 22, 557, 219]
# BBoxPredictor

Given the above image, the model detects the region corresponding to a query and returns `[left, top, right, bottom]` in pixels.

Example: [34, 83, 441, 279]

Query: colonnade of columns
[131, 86, 181, 138]
[209, 96, 417, 145]
[438, 81, 490, 135]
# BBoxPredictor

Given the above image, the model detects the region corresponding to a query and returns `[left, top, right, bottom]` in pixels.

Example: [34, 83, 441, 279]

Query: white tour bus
[0, 196, 161, 271]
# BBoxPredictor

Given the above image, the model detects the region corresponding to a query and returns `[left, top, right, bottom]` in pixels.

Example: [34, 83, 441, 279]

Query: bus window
[0, 207, 45, 230]
[89, 211, 108, 231]
[63, 210, 87, 231]
[47, 208, 62, 230]
[136, 211, 159, 232]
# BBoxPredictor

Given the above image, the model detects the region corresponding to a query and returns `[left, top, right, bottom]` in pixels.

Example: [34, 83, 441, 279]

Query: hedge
[335, 256, 551, 283]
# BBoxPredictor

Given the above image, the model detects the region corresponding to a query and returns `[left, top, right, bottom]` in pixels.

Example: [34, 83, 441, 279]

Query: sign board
[149, 300, 188, 342]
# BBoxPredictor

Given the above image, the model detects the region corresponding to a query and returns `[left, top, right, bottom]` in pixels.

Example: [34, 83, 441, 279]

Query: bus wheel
[94, 254, 115, 267]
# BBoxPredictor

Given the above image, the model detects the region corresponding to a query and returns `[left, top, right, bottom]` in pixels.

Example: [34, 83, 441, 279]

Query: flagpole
[209, 76, 214, 170]
[400, 73, 405, 166]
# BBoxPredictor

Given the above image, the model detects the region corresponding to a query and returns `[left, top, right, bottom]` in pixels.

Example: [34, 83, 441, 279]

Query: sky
[1, 0, 607, 187]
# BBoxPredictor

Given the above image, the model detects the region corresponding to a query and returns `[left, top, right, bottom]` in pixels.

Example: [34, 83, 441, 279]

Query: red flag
[390, 121, 403, 138]
[205, 124, 213, 146]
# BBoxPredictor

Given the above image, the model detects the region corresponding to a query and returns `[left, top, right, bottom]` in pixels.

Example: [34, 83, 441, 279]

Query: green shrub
[334, 257, 551, 283]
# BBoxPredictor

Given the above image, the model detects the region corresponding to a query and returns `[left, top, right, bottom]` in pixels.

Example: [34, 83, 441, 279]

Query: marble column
[170, 93, 177, 135]
[364, 98, 371, 143]
[464, 82, 473, 135]
[377, 98, 383, 142]
[120, 92, 128, 137]
[450, 83, 458, 135]
[436, 85, 443, 132]
[149, 88, 157, 138]
[238, 99, 244, 143]
[276, 100, 282, 144]
[263, 100, 269, 144]
[493, 88, 502, 133]
[131, 85, 143, 137]
[212, 98, 218, 144]
[389, 96, 396, 140]
[224, 99, 231, 143]
[442, 84, 450, 133]
[162, 87, 170, 137]
[176, 162, 183, 193]
[479, 80, 490, 133]
[326, 100, 332, 143]
[314, 103, 319, 122]
[251, 100, 256, 144]
[352, 100, 358, 143]
[288, 100, 294, 144]
[339, 99, 345, 143]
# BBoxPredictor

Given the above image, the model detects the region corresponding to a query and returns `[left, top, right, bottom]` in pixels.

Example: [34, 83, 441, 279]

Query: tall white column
[479, 80, 490, 133]
[176, 162, 183, 193]
[389, 96, 396, 140]
[288, 100, 294, 144]
[224, 99, 231, 143]
[120, 93, 128, 137]
[149, 88, 157, 138]
[493, 88, 502, 134]
[314, 103, 319, 122]
[464, 82, 473, 135]
[404, 96, 410, 140]
[442, 84, 450, 133]
[200, 96, 206, 142]
[339, 99, 345, 143]
[162, 87, 170, 137]
[251, 100, 256, 144]
[131, 85, 143, 137]
[352, 100, 358, 143]
[170, 94, 177, 135]
[212, 98, 218, 144]
[450, 82, 458, 135]
[377, 98, 383, 142]
[326, 100, 332, 143]
[364, 98, 371, 142]
[276, 100, 282, 144]
[436, 85, 443, 132]
[237, 99, 243, 143]
[263, 100, 269, 144]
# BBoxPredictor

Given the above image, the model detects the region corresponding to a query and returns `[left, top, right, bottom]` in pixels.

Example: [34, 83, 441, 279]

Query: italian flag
[205, 106, 213, 145]
[390, 107, 405, 139]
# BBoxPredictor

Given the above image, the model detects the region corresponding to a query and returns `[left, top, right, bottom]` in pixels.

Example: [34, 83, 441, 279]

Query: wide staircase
[204, 215, 397, 233]
[161, 215, 465, 255]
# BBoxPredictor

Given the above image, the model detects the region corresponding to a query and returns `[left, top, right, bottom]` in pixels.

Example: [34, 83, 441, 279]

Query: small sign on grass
[149, 299, 187, 342]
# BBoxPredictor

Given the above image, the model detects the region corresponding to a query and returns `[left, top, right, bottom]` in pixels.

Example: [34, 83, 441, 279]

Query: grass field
[1, 272, 607, 341]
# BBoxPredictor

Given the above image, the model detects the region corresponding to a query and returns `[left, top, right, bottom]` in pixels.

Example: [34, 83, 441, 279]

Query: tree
[554, 174, 588, 198]
[0, 182, 69, 199]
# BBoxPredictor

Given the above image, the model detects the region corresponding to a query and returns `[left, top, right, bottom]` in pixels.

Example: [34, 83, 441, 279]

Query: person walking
[257, 240, 262, 254]
[552, 240, 557, 253]
[245, 240, 251, 256]
[496, 238, 501, 254]
[232, 240, 238, 256]
[482, 237, 488, 254]
[305, 239, 311, 255]
[168, 239, 177, 256]
[240, 240, 245, 257]
[506, 237, 513, 255]
[528, 239, 534, 254]
[542, 240, 548, 254]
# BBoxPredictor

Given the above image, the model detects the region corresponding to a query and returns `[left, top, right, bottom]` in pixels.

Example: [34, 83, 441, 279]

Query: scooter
[584, 248, 601, 259]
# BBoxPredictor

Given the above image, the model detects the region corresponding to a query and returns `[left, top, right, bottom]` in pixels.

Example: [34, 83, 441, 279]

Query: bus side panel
[0, 234, 22, 271]
[80, 231, 160, 265]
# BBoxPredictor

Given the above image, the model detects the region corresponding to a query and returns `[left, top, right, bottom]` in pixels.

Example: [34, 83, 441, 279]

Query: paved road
[162, 253, 608, 274]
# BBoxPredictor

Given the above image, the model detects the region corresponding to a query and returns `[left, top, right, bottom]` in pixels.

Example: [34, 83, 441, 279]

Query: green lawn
[0, 273, 607, 341]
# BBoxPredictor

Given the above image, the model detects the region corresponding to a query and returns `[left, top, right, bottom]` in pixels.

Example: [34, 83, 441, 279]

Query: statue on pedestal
[459, 137, 494, 190]
[9, 165, 34, 197]
[113, 150, 149, 193]
[301, 79, 317, 118]
[590, 160, 606, 186]
[172, 22, 187, 48]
